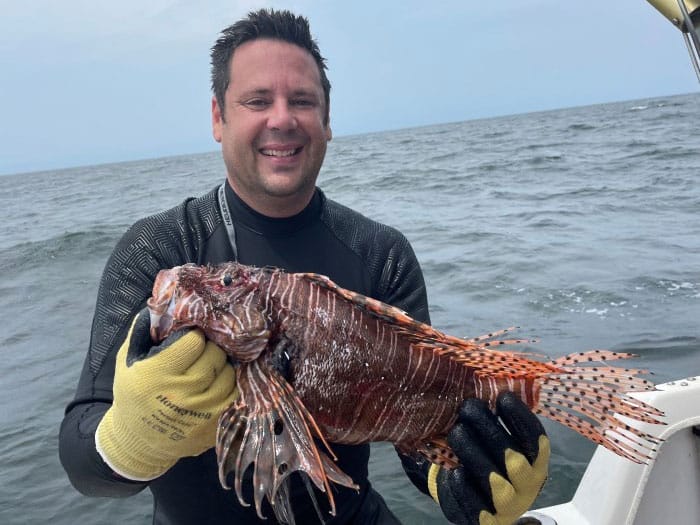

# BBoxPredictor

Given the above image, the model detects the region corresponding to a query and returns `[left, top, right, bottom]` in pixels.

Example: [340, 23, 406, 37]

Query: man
[59, 9, 549, 525]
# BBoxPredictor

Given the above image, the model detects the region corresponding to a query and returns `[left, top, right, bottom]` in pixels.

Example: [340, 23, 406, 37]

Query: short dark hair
[210, 9, 331, 124]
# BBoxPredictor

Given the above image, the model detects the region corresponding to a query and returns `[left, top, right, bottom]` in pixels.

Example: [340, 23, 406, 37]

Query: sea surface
[1, 92, 698, 524]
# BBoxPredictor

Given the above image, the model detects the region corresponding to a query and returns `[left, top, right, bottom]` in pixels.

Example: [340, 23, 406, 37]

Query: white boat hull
[524, 376, 700, 525]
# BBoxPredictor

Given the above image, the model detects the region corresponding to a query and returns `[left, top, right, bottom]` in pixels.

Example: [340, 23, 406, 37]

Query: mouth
[259, 146, 303, 158]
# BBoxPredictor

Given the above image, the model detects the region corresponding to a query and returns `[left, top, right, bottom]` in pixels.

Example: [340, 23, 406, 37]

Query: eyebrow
[237, 88, 321, 99]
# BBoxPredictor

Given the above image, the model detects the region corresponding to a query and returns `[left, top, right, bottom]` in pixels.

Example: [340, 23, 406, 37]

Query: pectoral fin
[216, 361, 358, 523]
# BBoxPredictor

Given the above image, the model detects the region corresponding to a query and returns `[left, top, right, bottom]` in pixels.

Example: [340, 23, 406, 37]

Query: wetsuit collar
[223, 182, 322, 237]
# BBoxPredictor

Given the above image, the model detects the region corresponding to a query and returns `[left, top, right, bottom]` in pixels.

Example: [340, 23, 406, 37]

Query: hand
[95, 308, 238, 481]
[429, 393, 550, 525]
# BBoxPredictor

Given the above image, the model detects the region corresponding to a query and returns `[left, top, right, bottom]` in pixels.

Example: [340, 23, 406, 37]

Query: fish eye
[222, 274, 233, 286]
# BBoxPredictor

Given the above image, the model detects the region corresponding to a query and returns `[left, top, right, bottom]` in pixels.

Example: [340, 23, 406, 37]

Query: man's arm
[59, 219, 164, 495]
[374, 232, 431, 324]
[59, 352, 148, 496]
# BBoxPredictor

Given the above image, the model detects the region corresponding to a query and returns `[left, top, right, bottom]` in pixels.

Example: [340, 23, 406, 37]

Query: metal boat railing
[647, 0, 700, 82]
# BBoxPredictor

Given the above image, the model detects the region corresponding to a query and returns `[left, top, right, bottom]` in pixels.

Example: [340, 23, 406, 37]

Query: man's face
[212, 38, 332, 218]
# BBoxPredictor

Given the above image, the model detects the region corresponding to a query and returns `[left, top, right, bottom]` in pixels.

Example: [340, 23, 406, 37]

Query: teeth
[261, 148, 298, 157]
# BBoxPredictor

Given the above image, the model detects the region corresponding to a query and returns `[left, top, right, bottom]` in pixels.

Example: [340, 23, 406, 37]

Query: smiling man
[59, 9, 549, 525]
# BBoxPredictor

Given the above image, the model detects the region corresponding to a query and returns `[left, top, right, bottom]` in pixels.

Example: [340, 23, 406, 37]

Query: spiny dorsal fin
[298, 272, 544, 372]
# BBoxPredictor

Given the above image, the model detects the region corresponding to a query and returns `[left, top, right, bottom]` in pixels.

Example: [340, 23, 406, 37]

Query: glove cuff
[427, 463, 441, 503]
[95, 407, 176, 481]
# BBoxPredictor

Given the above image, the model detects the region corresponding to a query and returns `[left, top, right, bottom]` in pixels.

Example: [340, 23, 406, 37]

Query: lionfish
[147, 262, 664, 523]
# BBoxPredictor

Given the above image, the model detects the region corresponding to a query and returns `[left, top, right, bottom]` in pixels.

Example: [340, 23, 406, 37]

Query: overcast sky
[1, 0, 697, 175]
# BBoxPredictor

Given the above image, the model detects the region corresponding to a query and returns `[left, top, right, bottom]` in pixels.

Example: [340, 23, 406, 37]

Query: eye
[222, 274, 233, 286]
[292, 98, 315, 108]
[242, 98, 270, 110]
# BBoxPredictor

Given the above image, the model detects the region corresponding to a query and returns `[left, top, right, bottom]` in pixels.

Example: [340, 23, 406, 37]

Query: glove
[95, 309, 238, 481]
[428, 393, 550, 525]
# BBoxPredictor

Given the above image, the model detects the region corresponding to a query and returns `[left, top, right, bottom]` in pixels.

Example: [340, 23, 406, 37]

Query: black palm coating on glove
[125, 308, 192, 366]
[437, 392, 547, 525]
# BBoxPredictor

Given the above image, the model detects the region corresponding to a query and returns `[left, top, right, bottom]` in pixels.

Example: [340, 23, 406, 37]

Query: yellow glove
[428, 393, 550, 525]
[96, 309, 238, 481]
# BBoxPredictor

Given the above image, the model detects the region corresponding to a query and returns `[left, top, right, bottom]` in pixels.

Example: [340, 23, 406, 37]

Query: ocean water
[1, 92, 698, 524]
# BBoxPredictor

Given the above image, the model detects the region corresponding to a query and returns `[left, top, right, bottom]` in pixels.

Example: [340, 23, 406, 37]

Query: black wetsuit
[59, 182, 431, 525]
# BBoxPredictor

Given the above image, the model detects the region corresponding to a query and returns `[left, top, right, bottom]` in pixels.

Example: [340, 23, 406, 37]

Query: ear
[212, 96, 223, 143]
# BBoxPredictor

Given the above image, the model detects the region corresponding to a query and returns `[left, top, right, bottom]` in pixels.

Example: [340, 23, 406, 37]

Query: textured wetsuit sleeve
[59, 364, 146, 496]
[59, 207, 200, 496]
[376, 232, 431, 325]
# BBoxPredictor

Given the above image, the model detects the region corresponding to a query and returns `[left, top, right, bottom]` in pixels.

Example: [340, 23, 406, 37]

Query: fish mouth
[147, 268, 180, 342]
[149, 300, 176, 342]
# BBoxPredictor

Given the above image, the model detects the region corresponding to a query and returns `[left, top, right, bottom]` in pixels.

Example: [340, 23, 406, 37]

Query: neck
[226, 178, 315, 218]
[223, 181, 321, 237]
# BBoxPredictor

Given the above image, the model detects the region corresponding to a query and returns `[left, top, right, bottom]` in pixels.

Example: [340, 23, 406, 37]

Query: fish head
[147, 262, 260, 345]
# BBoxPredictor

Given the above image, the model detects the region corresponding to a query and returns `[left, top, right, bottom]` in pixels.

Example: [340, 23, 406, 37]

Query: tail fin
[535, 350, 665, 463]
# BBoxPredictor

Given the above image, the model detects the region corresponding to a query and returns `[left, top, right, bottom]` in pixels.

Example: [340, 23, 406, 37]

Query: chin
[262, 177, 315, 199]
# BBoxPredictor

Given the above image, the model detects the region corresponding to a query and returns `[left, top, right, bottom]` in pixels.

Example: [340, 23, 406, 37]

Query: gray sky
[1, 0, 697, 175]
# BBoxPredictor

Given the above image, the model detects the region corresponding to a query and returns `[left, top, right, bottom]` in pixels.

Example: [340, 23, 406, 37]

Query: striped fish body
[148, 262, 664, 523]
[264, 271, 538, 447]
[267, 271, 469, 447]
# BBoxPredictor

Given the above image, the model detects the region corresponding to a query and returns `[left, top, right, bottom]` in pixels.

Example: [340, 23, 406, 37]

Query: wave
[623, 139, 658, 149]
[425, 151, 462, 163]
[566, 123, 596, 131]
[631, 276, 700, 299]
[480, 130, 512, 139]
[0, 227, 124, 273]
[503, 209, 587, 221]
[521, 277, 699, 319]
[525, 286, 632, 318]
[2, 330, 32, 346]
[476, 159, 519, 172]
[614, 336, 700, 383]
[617, 336, 700, 353]
[523, 154, 565, 165]
[628, 99, 686, 112]
[622, 146, 699, 161]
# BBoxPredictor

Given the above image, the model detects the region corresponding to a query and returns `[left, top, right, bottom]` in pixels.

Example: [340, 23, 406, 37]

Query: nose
[267, 99, 297, 131]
